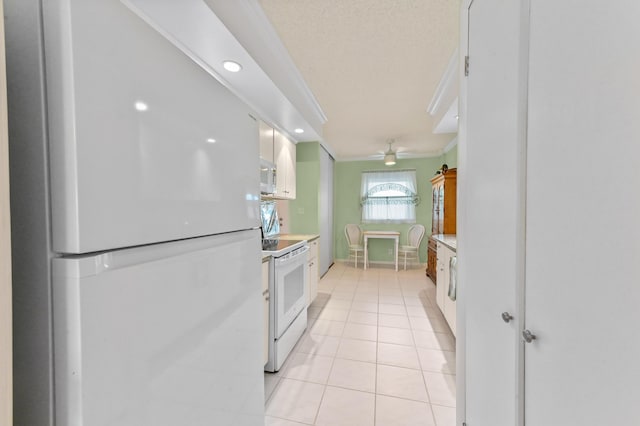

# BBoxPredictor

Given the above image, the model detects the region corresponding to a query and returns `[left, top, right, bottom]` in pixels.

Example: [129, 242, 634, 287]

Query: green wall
[333, 157, 444, 264]
[288, 141, 458, 265]
[443, 143, 458, 168]
[289, 142, 321, 234]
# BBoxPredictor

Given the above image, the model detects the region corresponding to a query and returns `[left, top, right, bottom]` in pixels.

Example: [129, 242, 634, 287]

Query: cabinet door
[307, 240, 319, 306]
[431, 185, 439, 234]
[287, 139, 296, 198]
[273, 131, 287, 197]
[427, 238, 438, 282]
[259, 121, 274, 162]
[435, 243, 446, 310]
[461, 0, 523, 424]
[274, 130, 296, 199]
[443, 249, 456, 336]
[261, 261, 269, 366]
[438, 185, 445, 233]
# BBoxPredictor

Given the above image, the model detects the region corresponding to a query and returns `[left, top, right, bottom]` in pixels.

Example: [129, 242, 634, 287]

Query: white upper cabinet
[273, 130, 296, 199]
[259, 121, 296, 200]
[259, 120, 274, 162]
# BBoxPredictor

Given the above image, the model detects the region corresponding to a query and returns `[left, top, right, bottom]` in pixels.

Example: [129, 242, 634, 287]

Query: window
[361, 170, 419, 223]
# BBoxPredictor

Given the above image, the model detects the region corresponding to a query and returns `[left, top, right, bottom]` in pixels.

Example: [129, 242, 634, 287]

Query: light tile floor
[265, 262, 456, 426]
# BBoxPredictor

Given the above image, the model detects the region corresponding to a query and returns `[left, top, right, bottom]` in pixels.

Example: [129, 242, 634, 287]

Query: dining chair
[344, 224, 364, 268]
[398, 224, 426, 270]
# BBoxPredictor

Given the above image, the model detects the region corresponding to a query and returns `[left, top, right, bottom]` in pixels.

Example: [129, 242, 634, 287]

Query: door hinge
[464, 56, 469, 76]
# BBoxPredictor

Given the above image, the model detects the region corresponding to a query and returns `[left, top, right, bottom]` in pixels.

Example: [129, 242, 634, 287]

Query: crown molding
[427, 47, 459, 117]
[443, 136, 458, 153]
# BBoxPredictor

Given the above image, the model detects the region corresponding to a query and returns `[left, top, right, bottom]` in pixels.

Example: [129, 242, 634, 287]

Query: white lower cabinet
[443, 277, 456, 336]
[261, 259, 269, 366]
[435, 243, 446, 310]
[307, 239, 319, 306]
[435, 242, 456, 336]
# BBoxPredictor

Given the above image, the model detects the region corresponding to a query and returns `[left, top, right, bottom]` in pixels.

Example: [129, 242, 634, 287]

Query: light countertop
[261, 234, 319, 261]
[432, 234, 457, 252]
[276, 234, 320, 242]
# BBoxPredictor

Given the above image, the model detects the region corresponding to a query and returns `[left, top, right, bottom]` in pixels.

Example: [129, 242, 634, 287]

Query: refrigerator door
[43, 0, 260, 254]
[52, 229, 264, 426]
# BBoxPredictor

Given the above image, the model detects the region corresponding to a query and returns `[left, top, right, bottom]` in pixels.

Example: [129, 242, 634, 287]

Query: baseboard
[335, 259, 426, 268]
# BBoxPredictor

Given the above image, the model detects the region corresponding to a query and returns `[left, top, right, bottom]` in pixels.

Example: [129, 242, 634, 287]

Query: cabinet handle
[522, 329, 537, 343]
[309, 262, 314, 267]
[501, 312, 514, 323]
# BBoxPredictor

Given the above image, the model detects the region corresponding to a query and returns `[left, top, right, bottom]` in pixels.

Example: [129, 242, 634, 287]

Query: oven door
[273, 246, 309, 338]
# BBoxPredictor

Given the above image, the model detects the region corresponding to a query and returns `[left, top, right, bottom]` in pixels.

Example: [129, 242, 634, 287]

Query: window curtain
[361, 170, 418, 223]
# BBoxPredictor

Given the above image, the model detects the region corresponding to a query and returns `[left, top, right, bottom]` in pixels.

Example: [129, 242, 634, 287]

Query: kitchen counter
[277, 234, 320, 243]
[261, 234, 318, 259]
[432, 234, 457, 252]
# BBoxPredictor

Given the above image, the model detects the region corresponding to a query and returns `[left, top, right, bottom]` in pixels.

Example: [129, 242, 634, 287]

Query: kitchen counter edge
[432, 234, 457, 252]
[277, 234, 320, 243]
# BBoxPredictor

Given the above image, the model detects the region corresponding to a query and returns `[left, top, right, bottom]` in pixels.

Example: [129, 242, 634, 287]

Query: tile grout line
[273, 263, 450, 425]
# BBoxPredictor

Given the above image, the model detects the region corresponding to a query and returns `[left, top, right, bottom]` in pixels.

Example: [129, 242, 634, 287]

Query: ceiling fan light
[384, 152, 396, 166]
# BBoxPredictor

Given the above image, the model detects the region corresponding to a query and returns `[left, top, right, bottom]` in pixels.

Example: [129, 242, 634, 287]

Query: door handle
[501, 312, 514, 323]
[522, 329, 537, 343]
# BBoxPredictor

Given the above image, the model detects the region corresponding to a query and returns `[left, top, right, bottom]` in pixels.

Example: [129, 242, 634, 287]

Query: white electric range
[262, 236, 309, 372]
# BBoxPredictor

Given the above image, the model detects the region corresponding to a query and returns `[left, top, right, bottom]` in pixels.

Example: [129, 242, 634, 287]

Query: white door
[524, 1, 640, 424]
[319, 146, 334, 275]
[0, 0, 12, 420]
[52, 229, 264, 426]
[460, 0, 526, 424]
[43, 0, 260, 254]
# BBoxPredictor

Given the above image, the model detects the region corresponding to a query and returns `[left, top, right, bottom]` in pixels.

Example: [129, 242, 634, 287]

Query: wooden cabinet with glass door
[426, 168, 457, 283]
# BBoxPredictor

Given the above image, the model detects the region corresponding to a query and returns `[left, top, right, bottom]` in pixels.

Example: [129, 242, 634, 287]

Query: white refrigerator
[6, 0, 264, 424]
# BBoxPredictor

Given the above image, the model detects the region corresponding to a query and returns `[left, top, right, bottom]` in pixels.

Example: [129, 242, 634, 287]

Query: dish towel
[448, 256, 457, 301]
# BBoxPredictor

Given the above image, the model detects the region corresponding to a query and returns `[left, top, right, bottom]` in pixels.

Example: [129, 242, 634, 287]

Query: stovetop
[261, 238, 307, 256]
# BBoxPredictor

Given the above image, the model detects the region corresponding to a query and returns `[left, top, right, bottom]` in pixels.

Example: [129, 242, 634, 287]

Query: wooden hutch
[426, 168, 457, 284]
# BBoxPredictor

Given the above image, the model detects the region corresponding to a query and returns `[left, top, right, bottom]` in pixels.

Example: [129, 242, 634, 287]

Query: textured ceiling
[257, 0, 460, 161]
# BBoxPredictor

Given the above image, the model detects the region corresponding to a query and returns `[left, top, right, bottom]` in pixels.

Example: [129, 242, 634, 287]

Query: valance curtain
[361, 170, 418, 223]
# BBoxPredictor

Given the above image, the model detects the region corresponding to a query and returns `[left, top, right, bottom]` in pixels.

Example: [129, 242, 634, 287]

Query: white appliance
[260, 158, 277, 195]
[6, 1, 265, 425]
[262, 240, 309, 372]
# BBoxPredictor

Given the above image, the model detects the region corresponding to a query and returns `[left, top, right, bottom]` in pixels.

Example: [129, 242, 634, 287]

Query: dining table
[362, 230, 401, 271]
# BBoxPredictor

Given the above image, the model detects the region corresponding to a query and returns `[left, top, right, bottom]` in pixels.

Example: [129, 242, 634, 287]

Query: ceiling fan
[373, 138, 405, 166]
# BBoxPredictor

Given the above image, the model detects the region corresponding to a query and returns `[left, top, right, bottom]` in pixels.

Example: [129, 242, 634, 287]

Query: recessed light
[135, 101, 148, 111]
[222, 60, 242, 72]
[294, 128, 304, 134]
[206, 138, 216, 143]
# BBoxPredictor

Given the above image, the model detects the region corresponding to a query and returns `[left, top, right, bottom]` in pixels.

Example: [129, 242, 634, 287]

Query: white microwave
[260, 158, 277, 195]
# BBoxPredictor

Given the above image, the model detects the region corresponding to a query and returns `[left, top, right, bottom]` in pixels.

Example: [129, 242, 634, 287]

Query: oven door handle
[275, 246, 310, 266]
